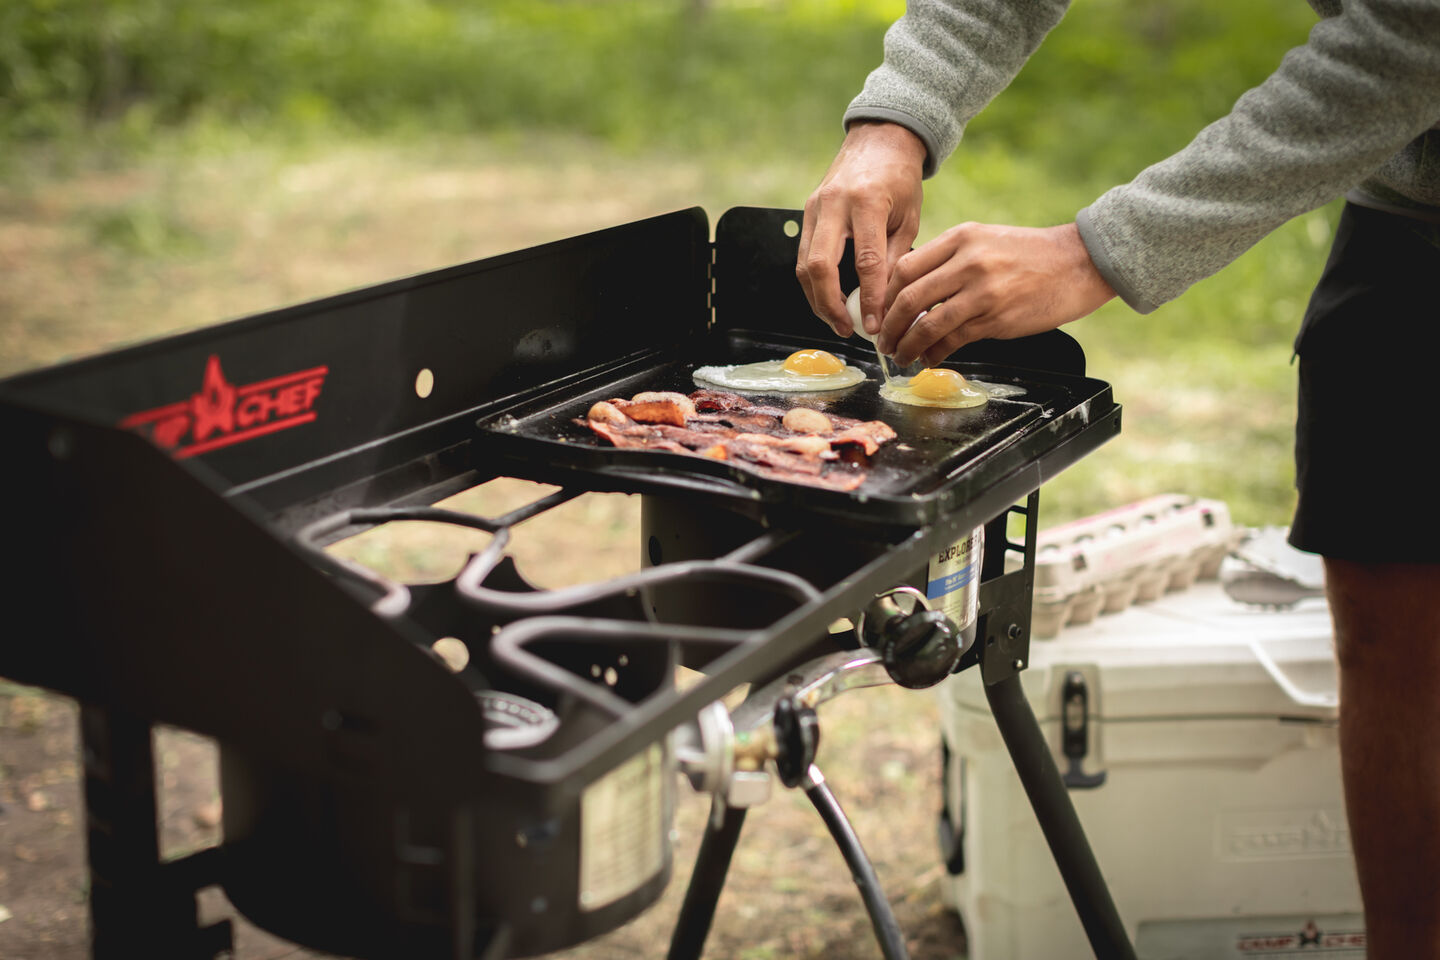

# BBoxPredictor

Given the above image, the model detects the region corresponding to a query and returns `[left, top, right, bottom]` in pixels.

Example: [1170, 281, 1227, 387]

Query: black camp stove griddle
[475, 339, 1112, 531]
[0, 205, 1133, 960]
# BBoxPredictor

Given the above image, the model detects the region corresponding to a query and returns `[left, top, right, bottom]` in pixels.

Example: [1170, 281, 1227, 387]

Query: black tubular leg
[803, 770, 908, 960]
[983, 675, 1136, 960]
[667, 802, 748, 960]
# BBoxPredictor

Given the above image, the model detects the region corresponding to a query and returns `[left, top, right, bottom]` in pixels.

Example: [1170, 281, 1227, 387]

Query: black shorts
[1288, 202, 1440, 562]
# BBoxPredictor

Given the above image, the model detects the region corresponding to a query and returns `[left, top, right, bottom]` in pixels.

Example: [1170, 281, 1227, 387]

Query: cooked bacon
[630, 391, 697, 419]
[692, 390, 788, 417]
[587, 420, 690, 455]
[580, 389, 895, 491]
[732, 432, 836, 460]
[725, 436, 825, 476]
[691, 412, 783, 433]
[691, 389, 748, 413]
[614, 399, 689, 427]
[830, 421, 898, 456]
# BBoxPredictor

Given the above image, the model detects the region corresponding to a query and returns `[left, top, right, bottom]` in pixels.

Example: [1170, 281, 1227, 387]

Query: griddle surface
[473, 330, 1117, 530]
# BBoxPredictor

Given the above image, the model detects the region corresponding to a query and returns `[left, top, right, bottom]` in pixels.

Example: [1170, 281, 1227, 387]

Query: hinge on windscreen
[707, 242, 717, 330]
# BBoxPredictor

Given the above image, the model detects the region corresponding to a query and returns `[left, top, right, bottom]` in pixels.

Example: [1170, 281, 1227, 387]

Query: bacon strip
[829, 421, 898, 456]
[613, 399, 688, 427]
[580, 390, 894, 491]
[587, 420, 690, 455]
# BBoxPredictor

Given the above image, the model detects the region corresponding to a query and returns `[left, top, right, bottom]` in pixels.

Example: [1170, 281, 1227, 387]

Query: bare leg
[1326, 558, 1440, 959]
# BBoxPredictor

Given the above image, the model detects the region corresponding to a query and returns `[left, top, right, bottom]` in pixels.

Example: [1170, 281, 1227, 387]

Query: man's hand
[796, 121, 927, 339]
[878, 221, 1117, 366]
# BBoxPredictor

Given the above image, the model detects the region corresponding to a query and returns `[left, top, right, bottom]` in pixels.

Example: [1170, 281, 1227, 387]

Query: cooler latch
[1061, 670, 1106, 790]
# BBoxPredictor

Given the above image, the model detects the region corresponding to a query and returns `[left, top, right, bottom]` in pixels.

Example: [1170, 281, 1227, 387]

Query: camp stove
[0, 207, 1132, 960]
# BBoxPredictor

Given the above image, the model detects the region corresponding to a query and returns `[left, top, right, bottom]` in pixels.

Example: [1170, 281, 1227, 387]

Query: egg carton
[1024, 494, 1245, 639]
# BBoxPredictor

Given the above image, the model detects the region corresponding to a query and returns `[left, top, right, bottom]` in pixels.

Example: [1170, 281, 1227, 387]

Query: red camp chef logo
[1235, 918, 1366, 953]
[119, 354, 327, 458]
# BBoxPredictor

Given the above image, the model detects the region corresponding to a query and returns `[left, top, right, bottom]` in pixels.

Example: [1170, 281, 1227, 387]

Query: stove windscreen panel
[0, 207, 711, 508]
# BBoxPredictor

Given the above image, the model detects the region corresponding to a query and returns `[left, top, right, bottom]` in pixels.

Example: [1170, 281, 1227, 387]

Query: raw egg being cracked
[693, 349, 866, 392]
[879, 367, 988, 409]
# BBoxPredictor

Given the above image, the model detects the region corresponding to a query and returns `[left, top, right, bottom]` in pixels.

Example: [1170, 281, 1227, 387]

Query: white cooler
[937, 580, 1364, 959]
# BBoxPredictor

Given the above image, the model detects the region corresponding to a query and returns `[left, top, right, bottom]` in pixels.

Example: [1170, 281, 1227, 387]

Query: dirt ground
[0, 683, 967, 960]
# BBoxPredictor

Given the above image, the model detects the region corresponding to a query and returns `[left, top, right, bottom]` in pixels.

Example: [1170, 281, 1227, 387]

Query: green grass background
[2, 0, 1329, 528]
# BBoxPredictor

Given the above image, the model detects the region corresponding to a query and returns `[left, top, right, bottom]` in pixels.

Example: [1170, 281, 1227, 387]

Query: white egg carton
[1025, 494, 1245, 638]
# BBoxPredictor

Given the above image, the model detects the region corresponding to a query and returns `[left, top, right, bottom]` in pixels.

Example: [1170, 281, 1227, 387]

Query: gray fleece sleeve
[843, 0, 1072, 178]
[1078, 0, 1440, 312]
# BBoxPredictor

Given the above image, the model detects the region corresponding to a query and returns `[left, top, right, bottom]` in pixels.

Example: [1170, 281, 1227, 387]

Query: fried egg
[693, 349, 866, 392]
[879, 367, 988, 409]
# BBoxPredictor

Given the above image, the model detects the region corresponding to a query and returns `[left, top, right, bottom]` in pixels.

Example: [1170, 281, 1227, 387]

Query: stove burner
[475, 691, 558, 751]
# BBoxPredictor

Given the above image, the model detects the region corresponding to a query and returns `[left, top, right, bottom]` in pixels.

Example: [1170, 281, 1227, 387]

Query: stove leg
[81, 705, 230, 960]
[666, 801, 747, 960]
[983, 675, 1136, 960]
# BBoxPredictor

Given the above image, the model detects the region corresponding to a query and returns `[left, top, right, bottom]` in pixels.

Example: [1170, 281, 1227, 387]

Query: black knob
[880, 610, 960, 689]
[773, 695, 820, 789]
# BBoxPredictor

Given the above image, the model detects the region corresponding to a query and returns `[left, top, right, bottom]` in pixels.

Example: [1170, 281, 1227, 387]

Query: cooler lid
[948, 582, 1336, 722]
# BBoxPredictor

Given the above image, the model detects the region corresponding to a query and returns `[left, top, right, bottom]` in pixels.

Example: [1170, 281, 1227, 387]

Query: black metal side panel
[0, 207, 711, 511]
[712, 206, 1088, 376]
[0, 401, 490, 803]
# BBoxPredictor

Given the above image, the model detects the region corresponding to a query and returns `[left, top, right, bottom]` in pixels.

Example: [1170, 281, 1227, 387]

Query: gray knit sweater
[843, 0, 1440, 313]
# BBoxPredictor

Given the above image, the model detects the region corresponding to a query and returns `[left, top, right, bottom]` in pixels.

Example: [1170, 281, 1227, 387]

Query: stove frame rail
[0, 206, 1132, 960]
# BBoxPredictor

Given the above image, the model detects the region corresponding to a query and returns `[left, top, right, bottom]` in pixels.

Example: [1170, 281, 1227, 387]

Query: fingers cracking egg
[879, 367, 988, 409]
[846, 288, 876, 343]
[694, 349, 866, 393]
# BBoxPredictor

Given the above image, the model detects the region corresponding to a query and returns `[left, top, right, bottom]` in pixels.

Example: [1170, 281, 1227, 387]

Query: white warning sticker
[578, 743, 667, 912]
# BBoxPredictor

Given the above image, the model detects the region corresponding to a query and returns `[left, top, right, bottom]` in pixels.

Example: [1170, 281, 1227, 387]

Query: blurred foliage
[3, 0, 1314, 175]
[1, 0, 895, 153]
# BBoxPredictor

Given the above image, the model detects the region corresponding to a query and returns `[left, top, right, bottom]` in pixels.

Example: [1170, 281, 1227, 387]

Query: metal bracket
[955, 494, 1038, 686]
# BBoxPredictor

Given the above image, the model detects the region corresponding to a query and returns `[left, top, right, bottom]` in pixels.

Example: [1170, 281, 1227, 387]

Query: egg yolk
[782, 349, 846, 376]
[908, 368, 969, 399]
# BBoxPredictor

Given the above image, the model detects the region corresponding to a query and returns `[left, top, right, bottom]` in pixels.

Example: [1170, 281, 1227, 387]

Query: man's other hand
[879, 221, 1117, 366]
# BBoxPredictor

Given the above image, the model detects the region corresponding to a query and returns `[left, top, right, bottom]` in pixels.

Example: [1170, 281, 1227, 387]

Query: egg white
[879, 370, 988, 409]
[692, 358, 866, 393]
